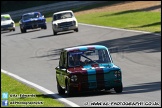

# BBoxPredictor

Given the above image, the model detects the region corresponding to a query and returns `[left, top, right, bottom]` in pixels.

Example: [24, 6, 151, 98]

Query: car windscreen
[53, 12, 73, 21]
[68, 49, 111, 67]
[1, 16, 11, 21]
[22, 13, 40, 20]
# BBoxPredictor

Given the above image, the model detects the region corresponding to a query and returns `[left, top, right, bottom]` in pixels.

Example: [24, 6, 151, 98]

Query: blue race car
[56, 45, 123, 96]
[19, 12, 47, 33]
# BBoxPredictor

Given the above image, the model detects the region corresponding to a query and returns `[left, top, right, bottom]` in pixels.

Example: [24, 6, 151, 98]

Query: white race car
[52, 10, 78, 35]
[1, 14, 15, 31]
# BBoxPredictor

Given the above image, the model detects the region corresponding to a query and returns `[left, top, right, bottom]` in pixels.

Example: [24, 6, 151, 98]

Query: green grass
[1, 73, 65, 107]
[75, 10, 161, 33]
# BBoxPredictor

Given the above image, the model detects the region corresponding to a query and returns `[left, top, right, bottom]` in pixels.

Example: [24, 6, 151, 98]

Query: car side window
[64, 52, 67, 68]
[59, 51, 65, 68]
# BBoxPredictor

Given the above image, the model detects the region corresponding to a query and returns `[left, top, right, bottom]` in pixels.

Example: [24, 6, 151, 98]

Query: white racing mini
[1, 14, 15, 31]
[52, 10, 78, 35]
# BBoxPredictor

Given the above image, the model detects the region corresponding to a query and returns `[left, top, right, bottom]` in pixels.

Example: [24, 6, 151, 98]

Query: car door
[56, 51, 67, 87]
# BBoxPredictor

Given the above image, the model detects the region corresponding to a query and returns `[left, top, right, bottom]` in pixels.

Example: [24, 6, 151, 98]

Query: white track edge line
[1, 69, 80, 107]
[79, 23, 161, 36]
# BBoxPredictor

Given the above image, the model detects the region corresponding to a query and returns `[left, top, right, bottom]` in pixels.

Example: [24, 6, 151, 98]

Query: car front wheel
[53, 29, 57, 35]
[20, 27, 26, 33]
[66, 83, 73, 96]
[74, 28, 78, 32]
[114, 84, 123, 93]
[57, 82, 65, 95]
[41, 25, 47, 29]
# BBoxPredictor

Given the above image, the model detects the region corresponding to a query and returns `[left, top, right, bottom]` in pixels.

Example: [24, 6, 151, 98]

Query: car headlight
[11, 22, 14, 25]
[43, 19, 46, 23]
[72, 21, 76, 26]
[71, 75, 77, 82]
[114, 70, 121, 78]
[53, 24, 57, 28]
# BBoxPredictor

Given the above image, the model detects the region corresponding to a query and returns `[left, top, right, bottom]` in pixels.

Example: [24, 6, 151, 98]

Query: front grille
[80, 71, 116, 89]
[104, 81, 111, 86]
[58, 21, 73, 28]
[25, 20, 43, 25]
[1, 24, 12, 28]
[89, 82, 97, 88]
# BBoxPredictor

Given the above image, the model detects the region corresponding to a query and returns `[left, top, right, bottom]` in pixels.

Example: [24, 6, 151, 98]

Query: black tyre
[114, 84, 123, 93]
[20, 28, 26, 33]
[66, 83, 73, 97]
[41, 25, 47, 29]
[44, 25, 47, 29]
[74, 28, 78, 32]
[53, 30, 57, 35]
[20, 28, 24, 33]
[23, 29, 26, 33]
[57, 82, 65, 95]
[13, 28, 15, 31]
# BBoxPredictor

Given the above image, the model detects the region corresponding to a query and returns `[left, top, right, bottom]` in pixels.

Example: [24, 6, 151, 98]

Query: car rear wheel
[114, 84, 123, 93]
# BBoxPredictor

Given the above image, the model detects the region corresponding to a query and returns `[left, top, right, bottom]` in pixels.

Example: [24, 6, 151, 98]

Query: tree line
[1, 1, 61, 13]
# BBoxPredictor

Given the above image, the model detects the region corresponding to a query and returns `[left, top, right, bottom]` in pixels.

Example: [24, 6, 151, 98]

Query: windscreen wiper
[81, 54, 99, 64]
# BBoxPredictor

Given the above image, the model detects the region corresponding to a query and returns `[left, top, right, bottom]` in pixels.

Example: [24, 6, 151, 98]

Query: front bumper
[53, 25, 78, 32]
[1, 24, 15, 31]
[69, 79, 122, 92]
[21, 22, 46, 30]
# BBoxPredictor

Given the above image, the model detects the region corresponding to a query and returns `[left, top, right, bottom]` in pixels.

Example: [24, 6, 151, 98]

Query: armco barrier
[2, 1, 107, 20]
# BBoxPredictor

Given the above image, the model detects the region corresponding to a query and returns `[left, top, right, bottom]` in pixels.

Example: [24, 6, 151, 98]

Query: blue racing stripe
[79, 47, 88, 51]
[94, 45, 107, 50]
[83, 65, 97, 88]
[102, 68, 110, 81]
[83, 65, 91, 69]
[99, 63, 115, 82]
[87, 69, 96, 79]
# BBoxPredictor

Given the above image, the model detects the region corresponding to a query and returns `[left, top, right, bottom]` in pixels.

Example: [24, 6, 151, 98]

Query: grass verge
[75, 10, 161, 33]
[1, 72, 65, 107]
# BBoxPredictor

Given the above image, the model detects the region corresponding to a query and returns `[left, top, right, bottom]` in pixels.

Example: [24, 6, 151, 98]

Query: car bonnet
[67, 63, 120, 74]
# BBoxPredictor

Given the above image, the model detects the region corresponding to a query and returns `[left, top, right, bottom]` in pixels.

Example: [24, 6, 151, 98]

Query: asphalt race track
[1, 23, 161, 107]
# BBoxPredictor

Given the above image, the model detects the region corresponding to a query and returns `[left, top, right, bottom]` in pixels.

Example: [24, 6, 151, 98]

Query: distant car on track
[1, 14, 15, 31]
[56, 45, 123, 96]
[52, 10, 78, 35]
[19, 12, 47, 33]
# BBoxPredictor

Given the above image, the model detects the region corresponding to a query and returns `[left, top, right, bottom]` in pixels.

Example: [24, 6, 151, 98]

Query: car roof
[1, 14, 11, 17]
[64, 45, 108, 52]
[53, 10, 73, 15]
[22, 12, 40, 16]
